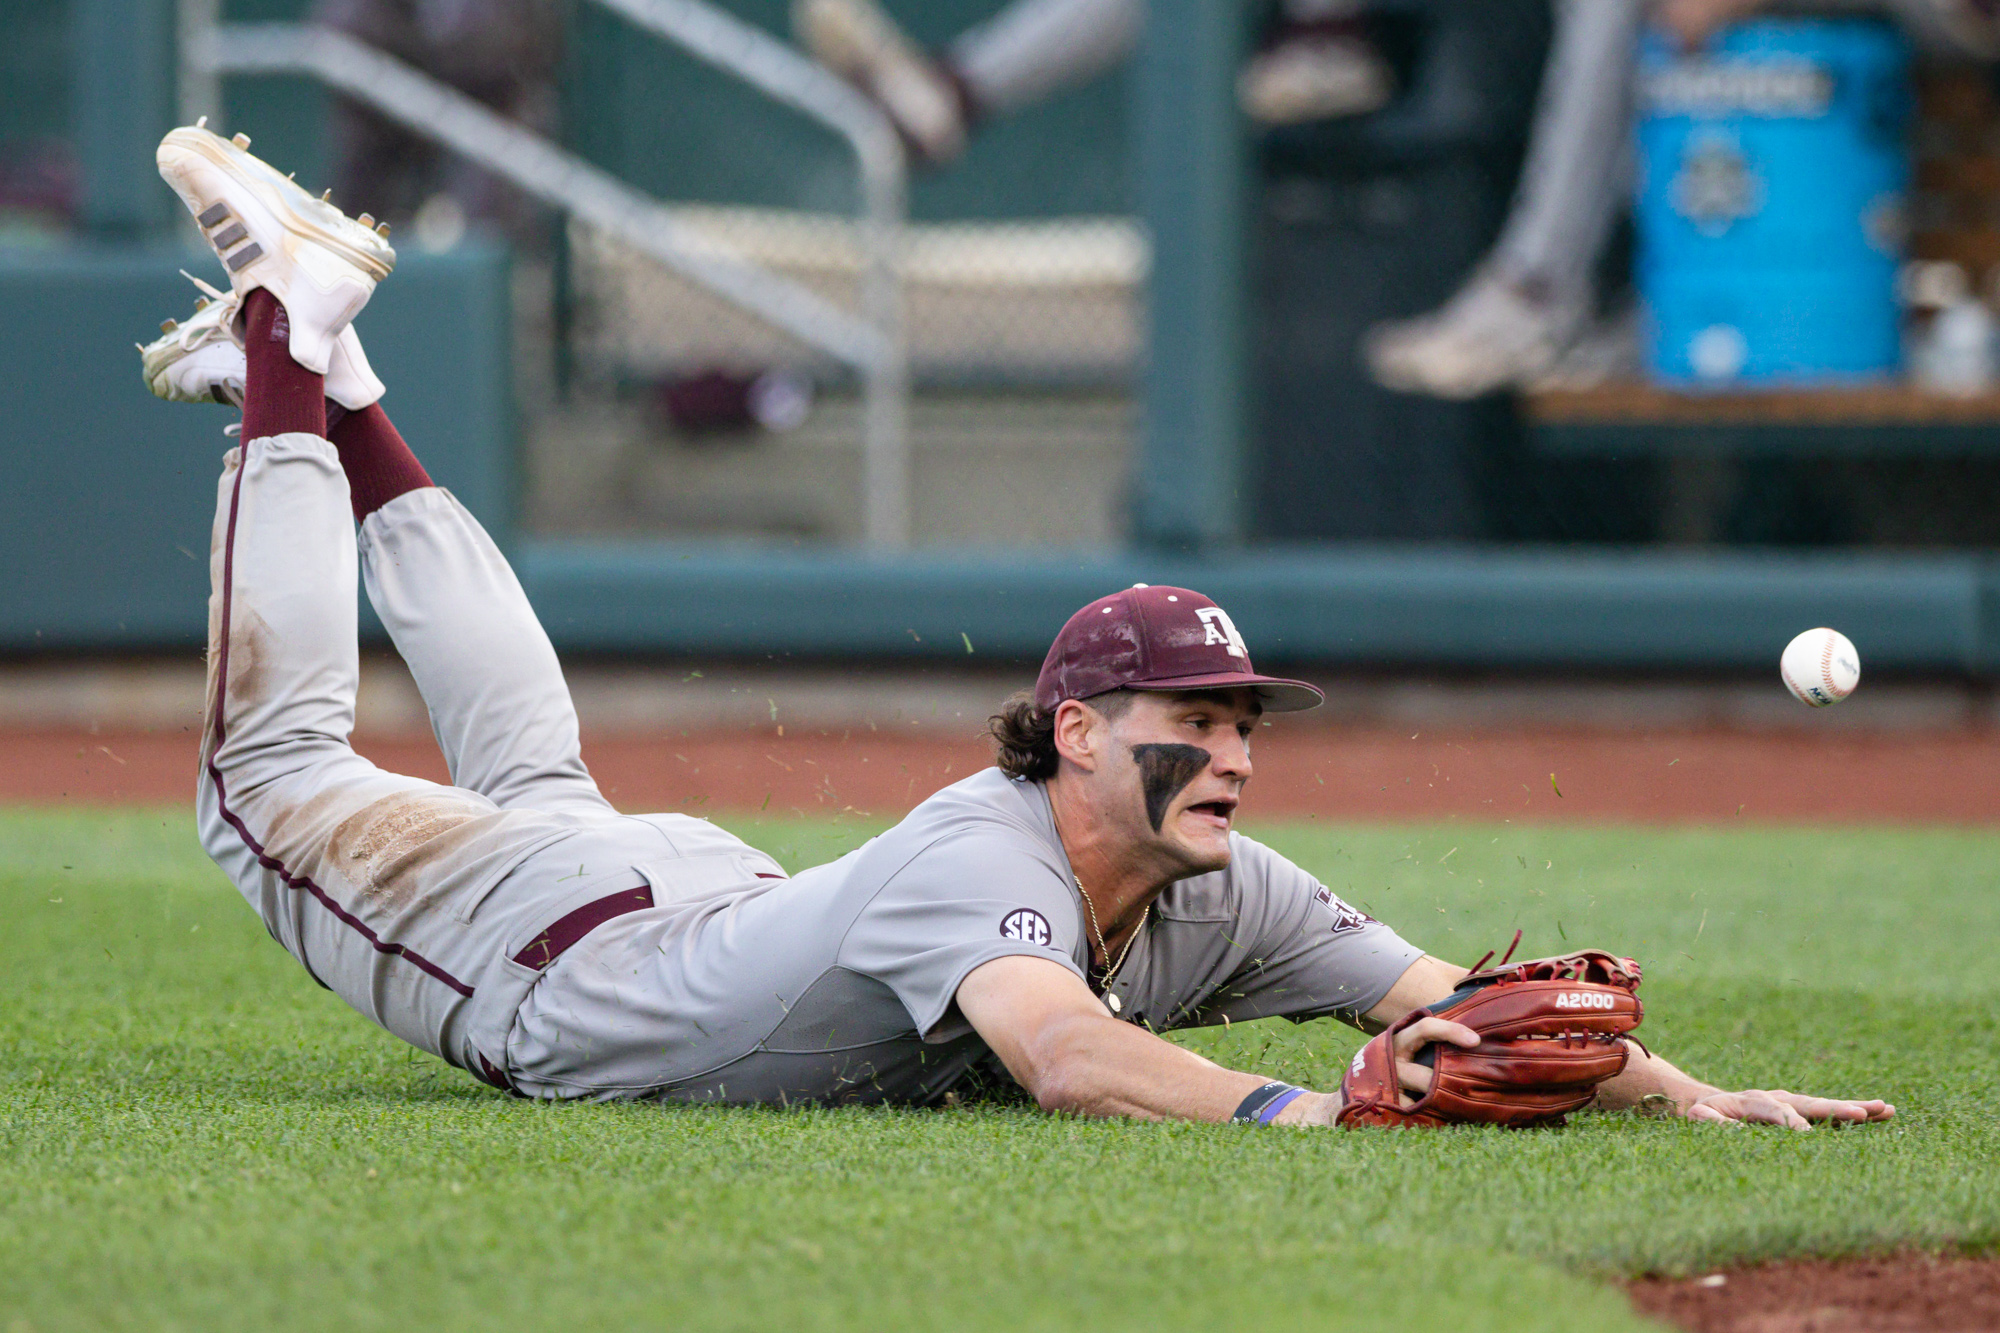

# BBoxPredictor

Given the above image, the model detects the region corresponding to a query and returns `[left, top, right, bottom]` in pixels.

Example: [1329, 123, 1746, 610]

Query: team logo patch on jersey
[1000, 908, 1054, 947]
[1313, 884, 1375, 935]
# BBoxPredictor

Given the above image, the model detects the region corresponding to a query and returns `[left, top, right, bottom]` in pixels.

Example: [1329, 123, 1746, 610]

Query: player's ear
[1051, 699, 1103, 772]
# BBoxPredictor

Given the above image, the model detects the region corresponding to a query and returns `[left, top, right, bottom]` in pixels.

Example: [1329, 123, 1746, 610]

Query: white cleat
[140, 272, 385, 412]
[794, 0, 966, 165]
[1363, 271, 1588, 400]
[1239, 34, 1394, 125]
[139, 279, 247, 407]
[155, 122, 395, 375]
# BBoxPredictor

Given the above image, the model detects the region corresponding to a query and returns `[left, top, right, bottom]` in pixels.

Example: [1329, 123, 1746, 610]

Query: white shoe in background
[1240, 33, 1394, 124]
[1527, 305, 1642, 394]
[1364, 272, 1588, 400]
[794, 0, 968, 165]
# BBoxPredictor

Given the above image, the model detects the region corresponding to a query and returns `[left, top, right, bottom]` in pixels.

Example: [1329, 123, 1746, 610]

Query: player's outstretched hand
[1685, 1089, 1896, 1131]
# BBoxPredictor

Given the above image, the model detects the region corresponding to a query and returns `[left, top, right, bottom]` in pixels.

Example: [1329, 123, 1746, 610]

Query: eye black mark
[1131, 743, 1211, 833]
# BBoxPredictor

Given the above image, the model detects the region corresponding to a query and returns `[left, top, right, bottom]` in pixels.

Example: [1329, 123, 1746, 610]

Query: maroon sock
[328, 403, 433, 522]
[240, 288, 326, 441]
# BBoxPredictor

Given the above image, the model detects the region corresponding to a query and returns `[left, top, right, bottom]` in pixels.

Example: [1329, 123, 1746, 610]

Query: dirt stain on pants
[328, 790, 499, 908]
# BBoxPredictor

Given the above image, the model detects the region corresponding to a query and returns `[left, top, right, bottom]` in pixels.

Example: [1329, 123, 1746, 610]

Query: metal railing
[183, 3, 913, 547]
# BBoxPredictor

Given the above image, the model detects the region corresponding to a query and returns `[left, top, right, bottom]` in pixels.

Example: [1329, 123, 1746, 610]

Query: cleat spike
[357, 212, 375, 229]
[194, 297, 210, 311]
[375, 221, 390, 238]
[321, 189, 332, 203]
[195, 115, 208, 129]
[231, 132, 251, 149]
[160, 319, 179, 334]
[287, 171, 296, 180]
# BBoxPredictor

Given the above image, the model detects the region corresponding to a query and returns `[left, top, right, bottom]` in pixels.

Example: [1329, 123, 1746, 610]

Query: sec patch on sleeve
[1000, 908, 1054, 946]
[1313, 884, 1375, 935]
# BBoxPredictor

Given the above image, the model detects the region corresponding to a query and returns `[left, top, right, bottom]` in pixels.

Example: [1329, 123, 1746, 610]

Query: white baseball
[1780, 628, 1860, 707]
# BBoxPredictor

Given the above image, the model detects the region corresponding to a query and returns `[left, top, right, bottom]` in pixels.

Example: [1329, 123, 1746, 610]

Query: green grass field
[3, 807, 1996, 1332]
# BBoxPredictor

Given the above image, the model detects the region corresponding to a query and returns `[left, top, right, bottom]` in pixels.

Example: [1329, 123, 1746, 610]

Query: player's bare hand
[1391, 1016, 1481, 1101]
[1685, 1089, 1896, 1131]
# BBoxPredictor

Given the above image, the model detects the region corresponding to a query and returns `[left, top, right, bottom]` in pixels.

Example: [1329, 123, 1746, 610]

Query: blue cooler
[1635, 19, 1910, 386]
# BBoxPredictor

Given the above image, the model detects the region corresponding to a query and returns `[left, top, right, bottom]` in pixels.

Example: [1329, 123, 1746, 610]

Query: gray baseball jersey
[505, 766, 1423, 1104]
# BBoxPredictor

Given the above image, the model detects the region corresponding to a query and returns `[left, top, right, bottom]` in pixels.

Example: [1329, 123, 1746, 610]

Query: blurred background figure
[1364, 0, 1643, 400]
[1366, 0, 2000, 400]
[313, 0, 570, 246]
[793, 0, 1395, 170]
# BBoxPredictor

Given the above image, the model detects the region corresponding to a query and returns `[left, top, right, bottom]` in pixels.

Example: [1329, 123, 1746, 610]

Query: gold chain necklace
[1077, 875, 1147, 1015]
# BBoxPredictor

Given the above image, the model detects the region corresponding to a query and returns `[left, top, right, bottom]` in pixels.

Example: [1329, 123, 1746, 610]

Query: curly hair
[986, 688, 1132, 781]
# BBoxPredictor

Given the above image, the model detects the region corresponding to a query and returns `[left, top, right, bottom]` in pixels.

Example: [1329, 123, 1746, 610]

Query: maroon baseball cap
[1034, 585, 1323, 714]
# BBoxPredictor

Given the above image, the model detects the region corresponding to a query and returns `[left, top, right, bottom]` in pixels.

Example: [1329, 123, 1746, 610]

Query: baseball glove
[1337, 933, 1644, 1129]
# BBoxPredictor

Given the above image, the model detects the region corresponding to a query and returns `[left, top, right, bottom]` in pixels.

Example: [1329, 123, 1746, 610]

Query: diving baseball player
[141, 123, 1894, 1129]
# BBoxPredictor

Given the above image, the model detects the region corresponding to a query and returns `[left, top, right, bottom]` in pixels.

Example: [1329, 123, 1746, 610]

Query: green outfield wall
[0, 245, 511, 648]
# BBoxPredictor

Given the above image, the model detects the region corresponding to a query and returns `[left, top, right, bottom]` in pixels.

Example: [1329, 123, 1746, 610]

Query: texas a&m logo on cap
[1195, 606, 1248, 659]
[1032, 584, 1324, 714]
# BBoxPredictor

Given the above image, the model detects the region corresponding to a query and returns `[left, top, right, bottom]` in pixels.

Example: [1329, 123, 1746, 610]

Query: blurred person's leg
[1365, 0, 1643, 400]
[1488, 0, 1639, 307]
[1240, 0, 1395, 125]
[946, 0, 1142, 115]
[795, 0, 1140, 166]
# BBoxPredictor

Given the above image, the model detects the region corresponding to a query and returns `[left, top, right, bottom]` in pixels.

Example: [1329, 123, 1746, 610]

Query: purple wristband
[1232, 1081, 1307, 1124]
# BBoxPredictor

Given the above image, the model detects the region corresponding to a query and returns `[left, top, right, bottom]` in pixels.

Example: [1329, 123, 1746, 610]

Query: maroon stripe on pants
[511, 885, 656, 971]
[206, 441, 475, 999]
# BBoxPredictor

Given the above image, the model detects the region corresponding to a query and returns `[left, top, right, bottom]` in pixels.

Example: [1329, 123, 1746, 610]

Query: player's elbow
[1029, 1060, 1092, 1115]
[1022, 1018, 1113, 1116]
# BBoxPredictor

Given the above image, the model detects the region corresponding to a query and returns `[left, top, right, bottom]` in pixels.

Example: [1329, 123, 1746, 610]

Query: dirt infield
[10, 723, 1999, 822]
[1630, 1254, 2000, 1332]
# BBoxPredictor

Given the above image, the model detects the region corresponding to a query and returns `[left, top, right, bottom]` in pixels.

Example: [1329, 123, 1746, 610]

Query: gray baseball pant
[196, 432, 778, 1086]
